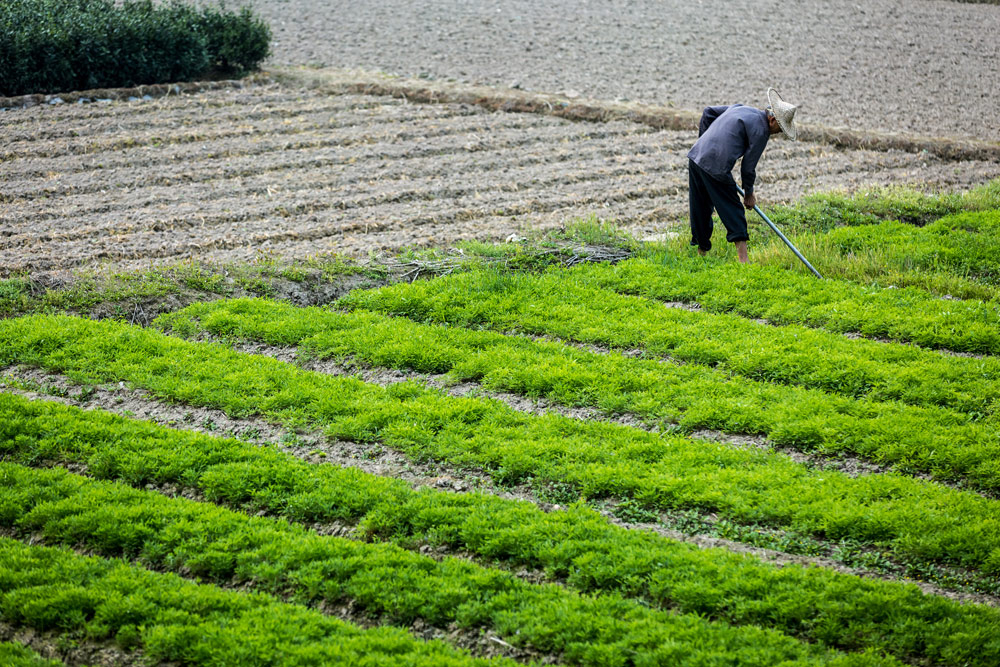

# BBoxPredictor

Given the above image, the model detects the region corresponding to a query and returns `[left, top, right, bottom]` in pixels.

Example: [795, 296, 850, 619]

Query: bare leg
[735, 241, 748, 263]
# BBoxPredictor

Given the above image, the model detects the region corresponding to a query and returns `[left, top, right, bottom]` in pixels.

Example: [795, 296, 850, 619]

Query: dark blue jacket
[686, 104, 770, 195]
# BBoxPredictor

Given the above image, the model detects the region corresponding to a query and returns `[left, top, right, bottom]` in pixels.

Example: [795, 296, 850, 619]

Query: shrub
[0, 0, 271, 97]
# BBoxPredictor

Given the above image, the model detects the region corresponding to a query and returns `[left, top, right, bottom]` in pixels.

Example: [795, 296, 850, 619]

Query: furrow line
[0, 181, 689, 272]
[0, 127, 680, 219]
[1, 115, 645, 187]
[0, 620, 137, 667]
[0, 92, 411, 143]
[0, 160, 687, 249]
[0, 79, 289, 125]
[0, 103, 491, 163]
[0, 139, 684, 231]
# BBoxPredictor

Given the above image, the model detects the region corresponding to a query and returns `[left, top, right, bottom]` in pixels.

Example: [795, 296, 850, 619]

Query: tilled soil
[4, 80, 1000, 276]
[238, 0, 1000, 143]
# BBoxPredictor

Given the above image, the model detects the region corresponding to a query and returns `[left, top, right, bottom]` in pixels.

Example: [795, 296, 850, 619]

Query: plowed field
[4, 79, 1000, 277]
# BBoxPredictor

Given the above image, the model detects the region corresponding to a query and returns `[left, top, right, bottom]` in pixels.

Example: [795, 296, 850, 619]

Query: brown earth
[3, 75, 1000, 278]
[237, 0, 1000, 143]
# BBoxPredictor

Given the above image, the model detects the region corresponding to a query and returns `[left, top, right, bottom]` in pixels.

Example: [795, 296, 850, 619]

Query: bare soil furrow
[0, 131, 685, 225]
[1, 107, 551, 177]
[0, 91, 408, 143]
[0, 79, 285, 123]
[4, 368, 995, 607]
[0, 619, 144, 667]
[0, 102, 490, 163]
[1, 174, 689, 263]
[0, 151, 687, 244]
[1, 111, 622, 185]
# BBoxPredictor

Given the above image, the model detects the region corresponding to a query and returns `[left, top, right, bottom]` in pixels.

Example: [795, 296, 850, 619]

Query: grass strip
[334, 273, 1000, 488]
[160, 296, 1000, 420]
[750, 210, 1000, 300]
[823, 211, 1000, 284]
[3, 394, 999, 665]
[2, 314, 999, 575]
[0, 463, 898, 667]
[559, 256, 1000, 353]
[764, 182, 1000, 233]
[0, 642, 63, 667]
[0, 540, 506, 667]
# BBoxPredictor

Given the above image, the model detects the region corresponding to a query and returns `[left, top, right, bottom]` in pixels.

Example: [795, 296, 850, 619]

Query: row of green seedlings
[0, 642, 62, 667]
[322, 276, 1000, 490]
[175, 280, 1000, 421]
[337, 260, 1000, 415]
[154, 298, 1000, 492]
[753, 210, 1000, 300]
[5, 365, 989, 595]
[4, 392, 1000, 666]
[0, 537, 503, 667]
[0, 462, 897, 667]
[563, 246, 1000, 354]
[2, 314, 998, 582]
[152, 298, 1000, 579]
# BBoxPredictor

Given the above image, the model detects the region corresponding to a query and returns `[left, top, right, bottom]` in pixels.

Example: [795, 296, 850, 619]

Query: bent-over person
[686, 88, 799, 263]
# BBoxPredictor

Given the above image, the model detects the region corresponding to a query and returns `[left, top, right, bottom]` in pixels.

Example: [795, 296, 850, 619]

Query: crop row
[0, 643, 61, 667]
[824, 210, 1000, 286]
[3, 392, 999, 665]
[158, 297, 1000, 489]
[1, 461, 901, 667]
[168, 293, 1000, 420]
[335, 276, 1000, 487]
[2, 315, 998, 576]
[341, 260, 1000, 396]
[0, 534, 505, 667]
[531, 254, 1000, 354]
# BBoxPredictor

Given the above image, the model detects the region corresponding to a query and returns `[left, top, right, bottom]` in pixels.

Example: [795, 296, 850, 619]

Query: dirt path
[4, 78, 999, 277]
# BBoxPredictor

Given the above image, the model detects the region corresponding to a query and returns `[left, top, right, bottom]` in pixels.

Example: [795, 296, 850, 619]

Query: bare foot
[735, 241, 748, 263]
[698, 248, 707, 257]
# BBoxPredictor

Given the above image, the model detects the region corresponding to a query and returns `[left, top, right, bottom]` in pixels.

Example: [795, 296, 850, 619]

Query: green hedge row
[0, 0, 270, 97]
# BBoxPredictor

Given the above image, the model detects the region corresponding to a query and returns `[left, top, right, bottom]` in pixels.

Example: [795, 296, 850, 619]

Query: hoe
[736, 184, 823, 279]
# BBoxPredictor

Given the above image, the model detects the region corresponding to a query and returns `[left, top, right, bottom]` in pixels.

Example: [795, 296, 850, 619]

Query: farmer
[686, 88, 798, 263]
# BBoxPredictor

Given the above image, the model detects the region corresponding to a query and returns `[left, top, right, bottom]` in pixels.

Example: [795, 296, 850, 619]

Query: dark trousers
[688, 160, 748, 252]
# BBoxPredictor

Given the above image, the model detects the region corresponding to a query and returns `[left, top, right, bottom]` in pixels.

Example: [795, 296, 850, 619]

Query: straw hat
[766, 88, 799, 140]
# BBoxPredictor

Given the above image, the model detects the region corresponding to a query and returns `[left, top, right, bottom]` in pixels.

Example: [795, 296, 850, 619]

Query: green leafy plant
[0, 0, 271, 97]
[2, 320, 999, 578]
[3, 395, 999, 665]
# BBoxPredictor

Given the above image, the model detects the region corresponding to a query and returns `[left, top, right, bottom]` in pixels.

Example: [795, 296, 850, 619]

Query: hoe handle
[736, 185, 823, 279]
